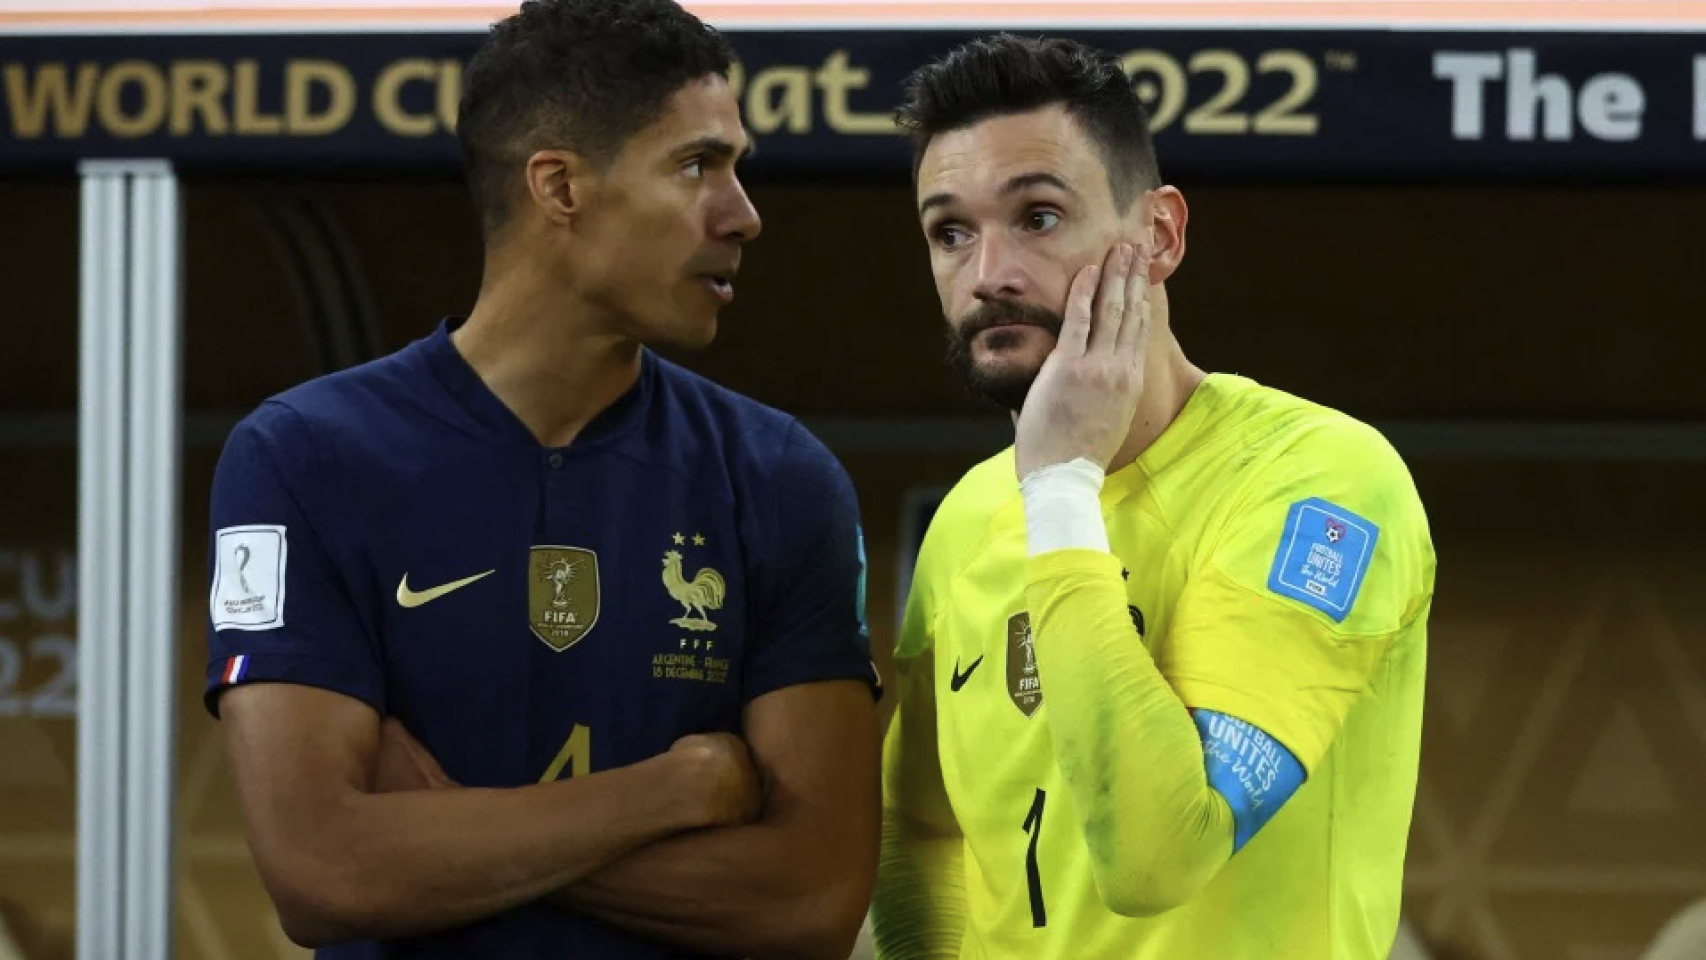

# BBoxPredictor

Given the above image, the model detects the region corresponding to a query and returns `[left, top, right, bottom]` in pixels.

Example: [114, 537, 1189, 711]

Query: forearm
[870, 812, 966, 960]
[549, 681, 878, 960]
[276, 757, 698, 945]
[550, 814, 865, 960]
[1021, 462, 1233, 916]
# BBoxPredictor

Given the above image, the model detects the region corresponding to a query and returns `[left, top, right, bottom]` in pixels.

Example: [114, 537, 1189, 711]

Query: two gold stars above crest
[672, 532, 707, 546]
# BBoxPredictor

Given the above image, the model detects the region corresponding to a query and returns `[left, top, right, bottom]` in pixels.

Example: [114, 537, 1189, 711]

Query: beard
[943, 298, 1064, 413]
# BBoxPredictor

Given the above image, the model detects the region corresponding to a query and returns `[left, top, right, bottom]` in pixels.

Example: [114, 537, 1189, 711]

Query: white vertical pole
[77, 158, 183, 960]
[124, 163, 183, 960]
[77, 160, 127, 960]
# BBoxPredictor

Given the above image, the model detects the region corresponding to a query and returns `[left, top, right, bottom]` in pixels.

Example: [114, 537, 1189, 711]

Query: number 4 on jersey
[539, 723, 591, 782]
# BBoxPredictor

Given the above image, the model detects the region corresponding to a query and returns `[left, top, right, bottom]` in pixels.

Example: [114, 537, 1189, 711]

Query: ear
[523, 148, 592, 227]
[1145, 186, 1189, 284]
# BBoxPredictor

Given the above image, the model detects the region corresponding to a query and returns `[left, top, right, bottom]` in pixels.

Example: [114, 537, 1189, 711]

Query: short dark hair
[894, 34, 1161, 211]
[457, 0, 735, 234]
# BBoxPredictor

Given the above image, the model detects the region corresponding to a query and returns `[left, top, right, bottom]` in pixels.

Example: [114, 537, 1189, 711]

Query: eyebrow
[918, 171, 1075, 216]
[672, 132, 756, 162]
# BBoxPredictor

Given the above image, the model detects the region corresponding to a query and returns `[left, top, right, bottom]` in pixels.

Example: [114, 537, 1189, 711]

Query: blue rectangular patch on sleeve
[1266, 497, 1378, 623]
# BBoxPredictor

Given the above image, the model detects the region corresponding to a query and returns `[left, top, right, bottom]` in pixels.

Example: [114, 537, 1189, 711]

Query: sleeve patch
[1194, 709, 1306, 854]
[1265, 497, 1378, 623]
[211, 524, 288, 631]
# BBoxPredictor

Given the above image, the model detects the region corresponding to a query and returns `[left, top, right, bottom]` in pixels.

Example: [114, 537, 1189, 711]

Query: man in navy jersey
[203, 1, 881, 958]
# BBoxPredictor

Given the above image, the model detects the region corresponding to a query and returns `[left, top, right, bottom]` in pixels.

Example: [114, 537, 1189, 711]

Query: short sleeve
[1162, 423, 1435, 772]
[203, 402, 386, 719]
[742, 422, 880, 703]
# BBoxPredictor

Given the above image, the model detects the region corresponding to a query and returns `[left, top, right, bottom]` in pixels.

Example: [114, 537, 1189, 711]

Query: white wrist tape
[1020, 458, 1110, 557]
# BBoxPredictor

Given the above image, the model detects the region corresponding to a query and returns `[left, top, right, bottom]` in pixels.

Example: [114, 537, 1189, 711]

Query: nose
[715, 177, 763, 244]
[970, 230, 1027, 303]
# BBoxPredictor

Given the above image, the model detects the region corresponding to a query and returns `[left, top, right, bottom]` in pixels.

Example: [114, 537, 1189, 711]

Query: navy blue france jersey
[203, 318, 877, 959]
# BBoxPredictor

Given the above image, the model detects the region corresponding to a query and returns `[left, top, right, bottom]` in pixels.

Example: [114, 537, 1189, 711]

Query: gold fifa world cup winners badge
[1007, 611, 1044, 717]
[528, 546, 601, 651]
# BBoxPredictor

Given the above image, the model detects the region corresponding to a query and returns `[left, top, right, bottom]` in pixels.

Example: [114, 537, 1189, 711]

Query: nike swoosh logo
[397, 569, 495, 609]
[950, 655, 984, 692]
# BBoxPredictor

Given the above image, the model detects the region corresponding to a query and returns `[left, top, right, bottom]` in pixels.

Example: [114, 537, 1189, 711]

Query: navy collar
[419, 315, 655, 452]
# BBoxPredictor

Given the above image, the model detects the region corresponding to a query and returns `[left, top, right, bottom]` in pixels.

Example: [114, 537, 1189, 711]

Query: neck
[1106, 319, 1204, 475]
[1093, 287, 1205, 475]
[454, 249, 642, 448]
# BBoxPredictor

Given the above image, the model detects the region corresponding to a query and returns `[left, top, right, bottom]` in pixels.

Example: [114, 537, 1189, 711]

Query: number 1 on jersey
[1023, 787, 1047, 927]
[540, 723, 591, 782]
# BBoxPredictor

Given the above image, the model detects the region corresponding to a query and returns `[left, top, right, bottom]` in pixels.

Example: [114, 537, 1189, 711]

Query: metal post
[77, 160, 127, 960]
[125, 162, 183, 960]
[77, 159, 183, 960]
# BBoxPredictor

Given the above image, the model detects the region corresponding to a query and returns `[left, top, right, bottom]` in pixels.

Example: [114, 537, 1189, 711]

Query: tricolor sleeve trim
[219, 654, 251, 686]
[203, 651, 387, 719]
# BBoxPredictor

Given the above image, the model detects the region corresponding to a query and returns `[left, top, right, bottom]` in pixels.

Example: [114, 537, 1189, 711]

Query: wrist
[1020, 458, 1110, 558]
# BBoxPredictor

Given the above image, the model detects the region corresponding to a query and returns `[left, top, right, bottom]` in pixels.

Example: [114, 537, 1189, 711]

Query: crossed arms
[221, 677, 878, 959]
[211, 409, 880, 958]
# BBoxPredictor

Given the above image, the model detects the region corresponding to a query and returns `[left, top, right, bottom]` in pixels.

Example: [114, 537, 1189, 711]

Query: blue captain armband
[1192, 709, 1306, 854]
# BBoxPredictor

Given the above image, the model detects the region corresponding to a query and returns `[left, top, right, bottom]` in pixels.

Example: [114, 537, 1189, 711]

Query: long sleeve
[1019, 422, 1434, 920]
[1024, 549, 1235, 918]
[870, 552, 965, 960]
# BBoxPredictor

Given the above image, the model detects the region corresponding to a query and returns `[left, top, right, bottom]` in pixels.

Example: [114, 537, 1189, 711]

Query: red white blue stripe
[222, 654, 250, 685]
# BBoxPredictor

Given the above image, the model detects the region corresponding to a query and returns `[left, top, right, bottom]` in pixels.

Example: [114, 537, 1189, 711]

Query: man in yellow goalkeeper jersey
[872, 34, 1436, 960]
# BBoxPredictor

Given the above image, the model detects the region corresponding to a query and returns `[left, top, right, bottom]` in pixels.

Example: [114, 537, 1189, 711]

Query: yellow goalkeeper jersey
[876, 374, 1435, 960]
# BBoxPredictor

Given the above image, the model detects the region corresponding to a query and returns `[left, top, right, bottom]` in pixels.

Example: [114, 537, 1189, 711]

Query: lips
[976, 321, 1048, 342]
[690, 250, 740, 305]
[698, 273, 734, 303]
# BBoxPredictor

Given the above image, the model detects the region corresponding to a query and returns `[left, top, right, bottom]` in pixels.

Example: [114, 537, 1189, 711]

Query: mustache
[942, 298, 1059, 414]
[950, 299, 1064, 344]
[686, 249, 741, 277]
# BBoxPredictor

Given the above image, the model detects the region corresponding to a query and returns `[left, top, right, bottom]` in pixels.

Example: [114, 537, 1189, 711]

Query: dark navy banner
[2, 30, 1705, 177]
